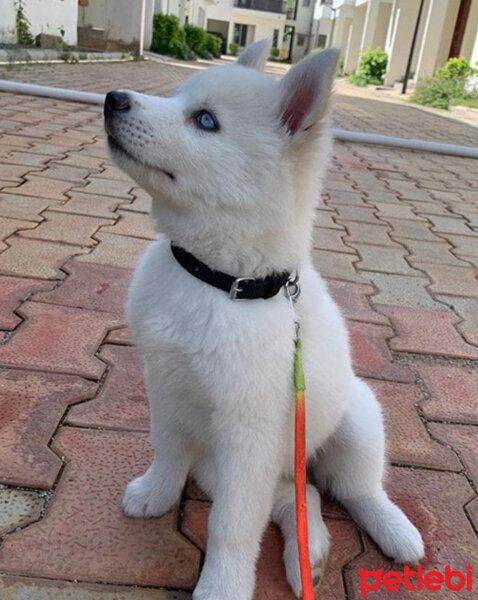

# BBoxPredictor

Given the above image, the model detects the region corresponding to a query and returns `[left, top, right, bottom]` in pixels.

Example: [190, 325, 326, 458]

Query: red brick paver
[19, 211, 111, 247]
[349, 321, 414, 382]
[0, 302, 122, 378]
[429, 423, 478, 487]
[0, 193, 62, 221]
[0, 276, 54, 329]
[0, 237, 89, 279]
[2, 175, 75, 201]
[0, 578, 189, 600]
[368, 379, 461, 471]
[379, 306, 478, 359]
[0, 369, 96, 488]
[67, 345, 149, 432]
[325, 279, 389, 325]
[414, 362, 478, 425]
[0, 428, 200, 589]
[34, 261, 132, 314]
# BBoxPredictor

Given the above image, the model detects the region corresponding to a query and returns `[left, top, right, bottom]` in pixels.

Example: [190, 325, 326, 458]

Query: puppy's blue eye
[196, 110, 218, 131]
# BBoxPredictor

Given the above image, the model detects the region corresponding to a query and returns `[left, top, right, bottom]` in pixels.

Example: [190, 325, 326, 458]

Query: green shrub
[357, 47, 388, 85]
[184, 23, 207, 56]
[151, 15, 221, 60]
[310, 47, 323, 55]
[204, 33, 222, 58]
[348, 71, 368, 87]
[229, 42, 239, 56]
[436, 57, 474, 80]
[411, 77, 455, 110]
[411, 57, 477, 110]
[151, 14, 190, 60]
[270, 46, 280, 59]
[336, 53, 345, 77]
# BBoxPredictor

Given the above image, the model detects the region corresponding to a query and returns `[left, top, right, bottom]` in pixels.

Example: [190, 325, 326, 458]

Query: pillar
[384, 0, 421, 86]
[344, 4, 367, 73]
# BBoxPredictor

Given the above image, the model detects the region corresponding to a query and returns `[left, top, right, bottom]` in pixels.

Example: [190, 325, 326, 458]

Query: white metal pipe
[0, 80, 104, 105]
[331, 128, 478, 159]
[0, 79, 477, 159]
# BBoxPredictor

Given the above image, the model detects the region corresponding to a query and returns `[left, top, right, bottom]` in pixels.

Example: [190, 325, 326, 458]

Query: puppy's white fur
[106, 42, 424, 600]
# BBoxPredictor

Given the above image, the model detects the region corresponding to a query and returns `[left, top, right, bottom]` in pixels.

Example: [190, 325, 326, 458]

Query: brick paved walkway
[0, 61, 477, 599]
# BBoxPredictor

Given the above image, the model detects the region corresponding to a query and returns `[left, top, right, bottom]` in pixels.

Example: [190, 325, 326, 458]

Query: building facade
[157, 0, 287, 57]
[158, 0, 322, 61]
[314, 0, 478, 85]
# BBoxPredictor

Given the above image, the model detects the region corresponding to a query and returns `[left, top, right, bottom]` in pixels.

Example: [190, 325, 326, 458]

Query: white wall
[0, 0, 78, 45]
[373, 0, 391, 48]
[0, 0, 16, 43]
[78, 0, 107, 29]
[471, 27, 478, 65]
[79, 0, 154, 52]
[157, 0, 186, 24]
[384, 0, 420, 85]
[461, 0, 478, 61]
[344, 2, 366, 72]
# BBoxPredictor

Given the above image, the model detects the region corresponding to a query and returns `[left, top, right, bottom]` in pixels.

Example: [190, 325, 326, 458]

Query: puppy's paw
[283, 526, 330, 597]
[193, 578, 246, 600]
[192, 589, 221, 600]
[348, 495, 425, 565]
[381, 517, 424, 565]
[192, 555, 254, 600]
[122, 474, 170, 518]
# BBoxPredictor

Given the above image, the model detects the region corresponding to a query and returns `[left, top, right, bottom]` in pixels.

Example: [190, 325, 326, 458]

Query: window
[303, 0, 311, 6]
[317, 34, 327, 48]
[297, 34, 306, 47]
[272, 29, 279, 48]
[234, 24, 248, 47]
[286, 0, 298, 20]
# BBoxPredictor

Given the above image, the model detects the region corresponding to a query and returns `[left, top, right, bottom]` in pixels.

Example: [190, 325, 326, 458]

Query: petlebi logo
[359, 564, 474, 597]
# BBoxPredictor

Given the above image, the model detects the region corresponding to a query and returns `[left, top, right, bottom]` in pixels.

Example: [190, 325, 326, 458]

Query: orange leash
[294, 338, 315, 600]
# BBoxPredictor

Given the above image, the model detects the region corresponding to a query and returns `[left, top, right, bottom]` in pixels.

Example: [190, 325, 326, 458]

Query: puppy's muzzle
[104, 91, 131, 119]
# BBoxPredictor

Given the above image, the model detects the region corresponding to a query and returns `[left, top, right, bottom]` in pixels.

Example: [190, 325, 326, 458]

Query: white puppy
[104, 41, 424, 600]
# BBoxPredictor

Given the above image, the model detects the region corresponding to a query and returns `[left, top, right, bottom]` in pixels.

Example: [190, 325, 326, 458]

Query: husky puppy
[104, 41, 424, 600]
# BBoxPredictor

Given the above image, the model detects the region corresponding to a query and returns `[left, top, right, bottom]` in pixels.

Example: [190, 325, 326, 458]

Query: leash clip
[285, 272, 301, 340]
[285, 272, 301, 302]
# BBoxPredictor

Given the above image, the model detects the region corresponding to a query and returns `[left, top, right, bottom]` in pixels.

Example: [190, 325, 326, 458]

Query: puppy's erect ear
[278, 48, 340, 141]
[236, 39, 270, 71]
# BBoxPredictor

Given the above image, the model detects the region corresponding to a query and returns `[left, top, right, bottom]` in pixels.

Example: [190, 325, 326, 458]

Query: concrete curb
[0, 48, 132, 65]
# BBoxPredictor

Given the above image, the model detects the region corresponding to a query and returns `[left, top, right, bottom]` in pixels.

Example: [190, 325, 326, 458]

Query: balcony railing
[233, 0, 286, 14]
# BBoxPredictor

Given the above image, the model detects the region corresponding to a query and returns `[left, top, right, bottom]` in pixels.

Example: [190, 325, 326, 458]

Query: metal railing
[233, 0, 286, 14]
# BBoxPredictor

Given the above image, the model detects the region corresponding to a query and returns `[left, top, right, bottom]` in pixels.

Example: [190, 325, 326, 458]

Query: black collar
[170, 242, 292, 300]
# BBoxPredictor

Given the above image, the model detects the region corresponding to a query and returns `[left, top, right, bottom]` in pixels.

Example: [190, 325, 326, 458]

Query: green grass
[450, 97, 478, 109]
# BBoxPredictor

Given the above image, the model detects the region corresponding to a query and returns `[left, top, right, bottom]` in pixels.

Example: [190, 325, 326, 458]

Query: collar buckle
[229, 277, 256, 301]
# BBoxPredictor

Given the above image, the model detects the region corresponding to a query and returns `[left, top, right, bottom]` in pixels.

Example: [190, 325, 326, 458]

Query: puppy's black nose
[104, 91, 131, 117]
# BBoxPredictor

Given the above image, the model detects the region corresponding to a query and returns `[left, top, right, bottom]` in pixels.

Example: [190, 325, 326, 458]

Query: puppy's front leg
[123, 361, 194, 518]
[193, 420, 284, 600]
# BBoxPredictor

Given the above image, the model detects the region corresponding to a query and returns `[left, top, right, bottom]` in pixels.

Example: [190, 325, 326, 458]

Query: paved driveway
[0, 60, 477, 599]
